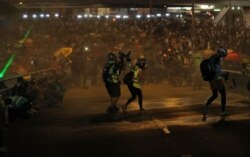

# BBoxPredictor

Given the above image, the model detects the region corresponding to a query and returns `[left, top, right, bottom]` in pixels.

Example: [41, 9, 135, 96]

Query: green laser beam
[0, 26, 33, 79]
[0, 54, 16, 78]
[18, 26, 33, 47]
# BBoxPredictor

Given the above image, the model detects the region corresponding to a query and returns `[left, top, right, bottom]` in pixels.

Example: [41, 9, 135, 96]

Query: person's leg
[203, 89, 218, 117]
[122, 85, 136, 113]
[134, 88, 143, 110]
[111, 97, 119, 108]
[218, 84, 227, 115]
[107, 83, 121, 112]
[105, 83, 114, 112]
[203, 81, 219, 114]
[125, 85, 137, 106]
[205, 90, 218, 107]
[107, 97, 119, 113]
[112, 83, 121, 110]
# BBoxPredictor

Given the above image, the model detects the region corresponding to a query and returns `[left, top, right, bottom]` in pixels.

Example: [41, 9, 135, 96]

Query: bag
[9, 96, 29, 109]
[123, 71, 134, 85]
[200, 58, 215, 81]
[102, 63, 113, 83]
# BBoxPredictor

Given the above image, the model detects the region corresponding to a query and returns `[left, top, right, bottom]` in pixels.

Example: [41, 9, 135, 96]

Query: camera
[118, 51, 131, 62]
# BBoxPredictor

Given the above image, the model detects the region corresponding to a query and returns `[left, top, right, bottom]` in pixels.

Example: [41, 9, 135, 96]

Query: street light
[32, 14, 37, 19]
[22, 14, 28, 19]
[156, 13, 162, 17]
[116, 15, 121, 19]
[77, 14, 82, 19]
[136, 15, 142, 19]
[54, 13, 59, 18]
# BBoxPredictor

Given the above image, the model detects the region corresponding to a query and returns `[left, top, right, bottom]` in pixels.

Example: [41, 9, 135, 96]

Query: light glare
[23, 14, 28, 18]
[77, 14, 82, 19]
[123, 15, 129, 19]
[116, 15, 121, 19]
[55, 13, 59, 17]
[156, 13, 162, 17]
[32, 14, 37, 18]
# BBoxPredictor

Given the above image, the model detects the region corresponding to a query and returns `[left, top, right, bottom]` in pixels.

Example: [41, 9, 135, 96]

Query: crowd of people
[0, 12, 249, 89]
[1, 9, 249, 155]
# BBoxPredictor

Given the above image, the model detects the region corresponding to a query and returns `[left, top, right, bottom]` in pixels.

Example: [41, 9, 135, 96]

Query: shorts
[105, 82, 121, 97]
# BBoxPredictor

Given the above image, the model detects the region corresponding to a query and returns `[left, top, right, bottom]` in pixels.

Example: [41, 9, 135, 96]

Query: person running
[122, 57, 147, 113]
[202, 47, 229, 121]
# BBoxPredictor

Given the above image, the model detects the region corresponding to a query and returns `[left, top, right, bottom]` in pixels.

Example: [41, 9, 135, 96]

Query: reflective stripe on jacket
[107, 61, 120, 83]
[133, 65, 143, 89]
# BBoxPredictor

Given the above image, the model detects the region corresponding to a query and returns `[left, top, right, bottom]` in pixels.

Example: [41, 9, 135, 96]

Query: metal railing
[0, 68, 58, 83]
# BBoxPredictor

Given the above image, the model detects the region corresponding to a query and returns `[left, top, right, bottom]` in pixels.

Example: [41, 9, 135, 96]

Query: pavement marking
[163, 127, 171, 134]
[151, 118, 171, 134]
[144, 108, 171, 134]
[153, 113, 250, 126]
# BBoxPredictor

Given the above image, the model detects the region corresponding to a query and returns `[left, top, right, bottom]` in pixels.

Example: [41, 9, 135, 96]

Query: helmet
[107, 52, 117, 61]
[217, 47, 227, 57]
[136, 58, 146, 69]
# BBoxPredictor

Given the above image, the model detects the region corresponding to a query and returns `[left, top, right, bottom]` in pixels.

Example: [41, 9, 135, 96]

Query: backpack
[200, 58, 215, 81]
[102, 63, 114, 83]
[123, 71, 134, 85]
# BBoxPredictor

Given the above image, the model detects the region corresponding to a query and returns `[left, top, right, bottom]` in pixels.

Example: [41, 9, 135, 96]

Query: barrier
[0, 68, 57, 83]
[0, 95, 7, 154]
[0, 68, 58, 154]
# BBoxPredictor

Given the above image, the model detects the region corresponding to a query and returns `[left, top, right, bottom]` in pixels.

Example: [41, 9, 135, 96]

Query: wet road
[3, 84, 250, 157]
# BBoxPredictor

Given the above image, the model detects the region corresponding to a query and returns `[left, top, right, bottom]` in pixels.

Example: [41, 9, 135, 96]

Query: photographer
[102, 51, 130, 113]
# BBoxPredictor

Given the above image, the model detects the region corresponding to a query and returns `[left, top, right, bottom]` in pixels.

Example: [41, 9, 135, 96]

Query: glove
[126, 58, 131, 62]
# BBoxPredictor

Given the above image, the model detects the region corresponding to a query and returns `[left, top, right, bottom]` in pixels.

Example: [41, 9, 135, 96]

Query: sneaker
[220, 111, 229, 117]
[106, 106, 114, 113]
[113, 105, 120, 112]
[121, 104, 127, 113]
[139, 108, 146, 112]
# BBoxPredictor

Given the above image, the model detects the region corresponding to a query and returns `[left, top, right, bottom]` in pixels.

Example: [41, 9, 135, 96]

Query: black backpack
[123, 71, 134, 85]
[200, 58, 215, 81]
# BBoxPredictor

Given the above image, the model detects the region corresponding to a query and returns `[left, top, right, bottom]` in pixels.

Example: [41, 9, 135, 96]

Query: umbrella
[54, 47, 73, 58]
[224, 49, 241, 61]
